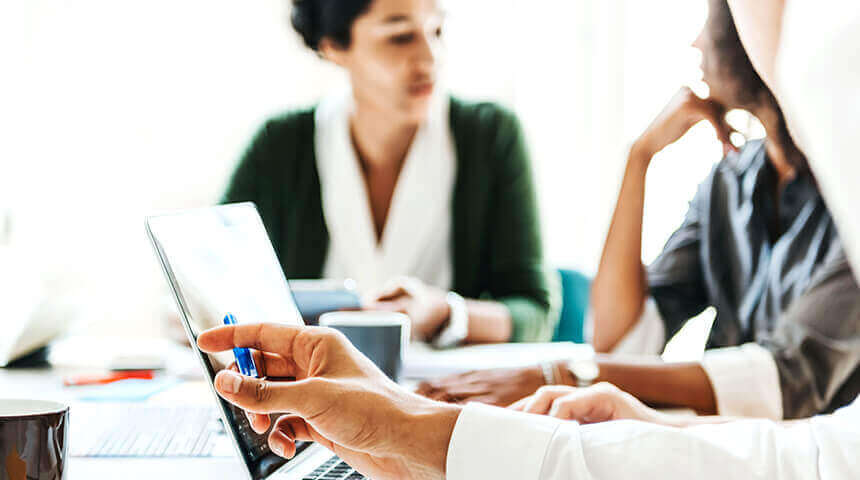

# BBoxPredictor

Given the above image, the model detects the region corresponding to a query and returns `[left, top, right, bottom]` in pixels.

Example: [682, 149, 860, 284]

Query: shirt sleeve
[446, 403, 568, 479]
[647, 176, 712, 342]
[759, 256, 860, 419]
[701, 343, 783, 419]
[485, 106, 557, 343]
[446, 400, 860, 480]
[575, 418, 819, 479]
[221, 122, 270, 204]
[220, 119, 282, 245]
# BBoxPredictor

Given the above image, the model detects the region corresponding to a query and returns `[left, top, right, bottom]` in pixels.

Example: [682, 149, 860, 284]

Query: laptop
[145, 202, 366, 480]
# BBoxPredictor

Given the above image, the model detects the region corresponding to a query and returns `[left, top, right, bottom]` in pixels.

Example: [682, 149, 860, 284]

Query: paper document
[403, 342, 593, 379]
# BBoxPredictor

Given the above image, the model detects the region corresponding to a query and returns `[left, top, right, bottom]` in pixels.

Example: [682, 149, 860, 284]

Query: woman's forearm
[464, 299, 513, 344]
[548, 354, 718, 414]
[594, 356, 718, 415]
[590, 146, 653, 352]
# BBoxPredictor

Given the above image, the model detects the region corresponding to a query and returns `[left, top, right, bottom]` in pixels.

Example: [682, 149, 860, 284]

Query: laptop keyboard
[303, 456, 365, 480]
[72, 404, 366, 479]
[72, 405, 223, 457]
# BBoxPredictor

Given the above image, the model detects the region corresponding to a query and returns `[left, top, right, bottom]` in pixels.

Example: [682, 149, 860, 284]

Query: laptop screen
[146, 202, 309, 479]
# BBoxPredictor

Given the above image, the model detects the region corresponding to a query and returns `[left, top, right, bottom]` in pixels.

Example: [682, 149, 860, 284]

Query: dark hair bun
[290, 0, 373, 52]
[291, 0, 321, 50]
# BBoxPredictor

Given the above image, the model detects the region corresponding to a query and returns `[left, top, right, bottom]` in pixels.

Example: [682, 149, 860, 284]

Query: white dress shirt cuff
[701, 343, 783, 419]
[447, 403, 567, 480]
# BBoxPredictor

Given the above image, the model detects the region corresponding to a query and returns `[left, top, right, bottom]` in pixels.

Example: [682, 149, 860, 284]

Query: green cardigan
[222, 97, 557, 342]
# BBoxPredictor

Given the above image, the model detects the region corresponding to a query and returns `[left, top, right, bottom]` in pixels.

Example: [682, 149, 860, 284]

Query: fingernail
[270, 440, 284, 457]
[220, 370, 243, 394]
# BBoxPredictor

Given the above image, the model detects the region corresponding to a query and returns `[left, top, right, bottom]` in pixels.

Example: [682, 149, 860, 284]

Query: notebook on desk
[403, 341, 594, 379]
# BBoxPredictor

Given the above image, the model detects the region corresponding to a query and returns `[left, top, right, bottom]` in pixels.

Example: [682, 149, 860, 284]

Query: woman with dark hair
[222, 0, 557, 346]
[419, 0, 860, 417]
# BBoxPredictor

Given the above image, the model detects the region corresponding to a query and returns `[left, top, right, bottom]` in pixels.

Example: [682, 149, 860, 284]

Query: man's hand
[634, 87, 738, 162]
[416, 366, 546, 407]
[197, 323, 461, 480]
[509, 383, 665, 425]
[366, 277, 451, 342]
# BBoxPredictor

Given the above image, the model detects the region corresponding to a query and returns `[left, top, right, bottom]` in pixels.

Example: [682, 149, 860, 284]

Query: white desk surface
[0, 341, 596, 479]
[0, 366, 240, 479]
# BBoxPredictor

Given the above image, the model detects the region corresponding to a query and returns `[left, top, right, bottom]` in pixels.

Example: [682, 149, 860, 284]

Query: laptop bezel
[145, 202, 319, 480]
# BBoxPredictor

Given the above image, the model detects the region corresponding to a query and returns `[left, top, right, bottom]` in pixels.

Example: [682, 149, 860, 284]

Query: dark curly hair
[707, 0, 771, 107]
[291, 0, 374, 51]
[708, 0, 808, 172]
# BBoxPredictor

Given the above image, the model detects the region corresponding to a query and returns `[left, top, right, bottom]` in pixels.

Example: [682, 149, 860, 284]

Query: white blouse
[314, 89, 456, 296]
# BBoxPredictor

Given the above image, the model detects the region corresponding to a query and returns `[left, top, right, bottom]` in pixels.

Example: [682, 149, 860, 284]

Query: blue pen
[223, 313, 259, 377]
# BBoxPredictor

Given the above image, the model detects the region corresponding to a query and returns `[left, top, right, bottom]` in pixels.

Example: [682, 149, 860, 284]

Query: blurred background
[0, 0, 758, 338]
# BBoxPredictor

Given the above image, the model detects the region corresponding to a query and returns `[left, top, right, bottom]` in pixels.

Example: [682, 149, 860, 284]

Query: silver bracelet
[433, 291, 469, 349]
[539, 362, 556, 385]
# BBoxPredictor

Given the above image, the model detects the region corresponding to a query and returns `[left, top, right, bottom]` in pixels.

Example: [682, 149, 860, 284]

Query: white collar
[314, 89, 455, 294]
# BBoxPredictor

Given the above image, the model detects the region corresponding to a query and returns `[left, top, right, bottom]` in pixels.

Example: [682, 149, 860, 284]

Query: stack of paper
[403, 342, 593, 380]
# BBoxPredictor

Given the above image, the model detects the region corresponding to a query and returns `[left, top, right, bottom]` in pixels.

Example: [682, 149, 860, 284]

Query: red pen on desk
[63, 370, 155, 387]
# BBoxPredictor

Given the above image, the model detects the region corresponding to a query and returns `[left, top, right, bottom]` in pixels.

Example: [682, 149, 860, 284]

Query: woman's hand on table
[365, 276, 451, 341]
[416, 366, 547, 407]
